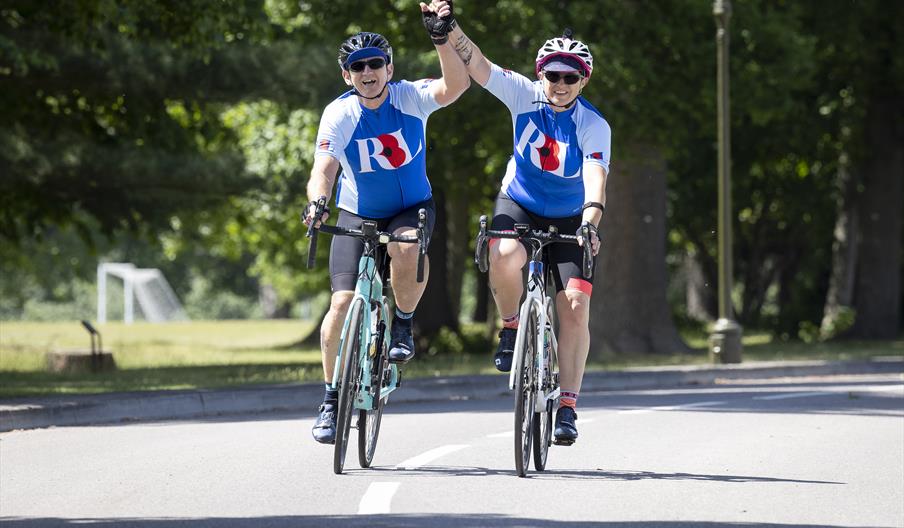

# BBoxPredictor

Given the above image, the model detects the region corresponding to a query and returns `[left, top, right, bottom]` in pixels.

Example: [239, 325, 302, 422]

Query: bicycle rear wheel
[533, 303, 558, 471]
[358, 308, 388, 468]
[514, 306, 538, 477]
[334, 299, 365, 474]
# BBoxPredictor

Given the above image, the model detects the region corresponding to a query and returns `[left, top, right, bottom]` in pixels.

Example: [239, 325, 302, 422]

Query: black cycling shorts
[491, 192, 595, 295]
[329, 198, 436, 292]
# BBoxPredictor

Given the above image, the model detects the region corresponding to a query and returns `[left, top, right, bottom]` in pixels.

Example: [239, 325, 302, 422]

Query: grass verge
[1, 320, 900, 398]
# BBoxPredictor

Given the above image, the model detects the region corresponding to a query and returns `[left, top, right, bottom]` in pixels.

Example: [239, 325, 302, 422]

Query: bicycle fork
[509, 262, 560, 407]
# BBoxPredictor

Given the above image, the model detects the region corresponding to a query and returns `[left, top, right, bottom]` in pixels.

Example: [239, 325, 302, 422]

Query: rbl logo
[515, 119, 570, 176]
[355, 129, 422, 173]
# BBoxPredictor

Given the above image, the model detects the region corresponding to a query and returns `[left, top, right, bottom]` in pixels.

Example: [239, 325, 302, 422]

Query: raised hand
[420, 0, 456, 44]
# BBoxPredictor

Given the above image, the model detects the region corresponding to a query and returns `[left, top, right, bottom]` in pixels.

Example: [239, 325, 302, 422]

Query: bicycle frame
[331, 249, 400, 410]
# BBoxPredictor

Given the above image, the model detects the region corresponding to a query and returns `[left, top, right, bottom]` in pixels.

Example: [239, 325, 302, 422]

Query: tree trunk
[473, 273, 489, 323]
[589, 145, 693, 357]
[820, 159, 860, 339]
[444, 175, 470, 322]
[684, 251, 715, 322]
[849, 96, 903, 338]
[414, 188, 458, 340]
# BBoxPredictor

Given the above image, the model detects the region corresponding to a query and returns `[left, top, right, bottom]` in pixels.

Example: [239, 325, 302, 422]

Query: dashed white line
[395, 444, 469, 470]
[358, 444, 469, 514]
[754, 391, 831, 401]
[357, 482, 399, 514]
[618, 401, 725, 415]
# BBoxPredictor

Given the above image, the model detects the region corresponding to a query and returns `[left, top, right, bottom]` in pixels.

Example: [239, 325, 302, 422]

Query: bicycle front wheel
[334, 299, 365, 475]
[358, 313, 387, 468]
[533, 303, 558, 471]
[514, 306, 538, 477]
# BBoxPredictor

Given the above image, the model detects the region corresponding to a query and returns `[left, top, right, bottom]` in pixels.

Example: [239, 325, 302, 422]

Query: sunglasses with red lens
[348, 58, 387, 72]
[544, 71, 583, 85]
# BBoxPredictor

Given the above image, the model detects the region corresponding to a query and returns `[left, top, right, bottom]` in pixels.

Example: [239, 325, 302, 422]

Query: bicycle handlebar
[305, 196, 428, 283]
[474, 214, 594, 280]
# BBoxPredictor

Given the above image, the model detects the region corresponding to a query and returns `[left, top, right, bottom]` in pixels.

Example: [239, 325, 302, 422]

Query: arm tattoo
[453, 34, 474, 66]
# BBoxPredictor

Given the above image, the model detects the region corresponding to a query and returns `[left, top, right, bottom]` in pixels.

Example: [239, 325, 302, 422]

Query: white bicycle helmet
[535, 29, 593, 78]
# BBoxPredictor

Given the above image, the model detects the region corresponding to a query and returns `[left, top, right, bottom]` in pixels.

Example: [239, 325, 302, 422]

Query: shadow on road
[360, 465, 843, 484]
[0, 516, 881, 528]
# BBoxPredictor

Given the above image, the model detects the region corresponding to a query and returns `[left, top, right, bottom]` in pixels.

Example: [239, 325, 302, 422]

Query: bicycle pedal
[553, 437, 575, 447]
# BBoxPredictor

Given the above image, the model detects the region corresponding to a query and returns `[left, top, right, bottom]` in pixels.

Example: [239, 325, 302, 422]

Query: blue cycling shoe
[494, 328, 517, 372]
[388, 322, 415, 364]
[553, 406, 578, 446]
[311, 403, 337, 444]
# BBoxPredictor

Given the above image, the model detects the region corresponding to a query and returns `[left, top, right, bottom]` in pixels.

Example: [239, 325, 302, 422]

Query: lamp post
[708, 0, 743, 363]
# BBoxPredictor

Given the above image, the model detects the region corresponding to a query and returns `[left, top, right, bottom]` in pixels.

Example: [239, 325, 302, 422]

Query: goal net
[97, 263, 189, 323]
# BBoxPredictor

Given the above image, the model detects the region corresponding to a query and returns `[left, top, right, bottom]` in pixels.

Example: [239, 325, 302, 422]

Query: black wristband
[581, 201, 605, 214]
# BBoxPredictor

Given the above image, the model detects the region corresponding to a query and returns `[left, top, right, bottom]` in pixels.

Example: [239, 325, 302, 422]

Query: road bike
[307, 196, 428, 474]
[474, 217, 592, 477]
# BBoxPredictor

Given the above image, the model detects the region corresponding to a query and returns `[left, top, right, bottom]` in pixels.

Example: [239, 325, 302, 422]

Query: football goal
[97, 263, 189, 323]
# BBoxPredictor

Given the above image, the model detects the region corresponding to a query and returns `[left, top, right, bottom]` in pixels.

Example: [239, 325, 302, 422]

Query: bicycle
[474, 216, 593, 477]
[306, 196, 428, 474]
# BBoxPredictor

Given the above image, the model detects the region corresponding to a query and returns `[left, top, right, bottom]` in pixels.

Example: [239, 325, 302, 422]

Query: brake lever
[306, 196, 327, 269]
[416, 208, 427, 283]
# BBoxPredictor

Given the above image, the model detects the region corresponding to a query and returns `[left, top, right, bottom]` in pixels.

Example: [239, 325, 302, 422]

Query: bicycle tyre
[514, 305, 538, 477]
[358, 306, 387, 468]
[533, 304, 557, 471]
[333, 299, 365, 474]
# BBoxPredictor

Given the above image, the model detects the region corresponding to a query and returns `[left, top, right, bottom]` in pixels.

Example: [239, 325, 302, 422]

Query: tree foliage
[2, 0, 900, 344]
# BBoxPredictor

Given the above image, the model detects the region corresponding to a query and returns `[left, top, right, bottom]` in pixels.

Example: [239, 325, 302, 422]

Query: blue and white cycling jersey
[315, 80, 442, 218]
[485, 63, 612, 218]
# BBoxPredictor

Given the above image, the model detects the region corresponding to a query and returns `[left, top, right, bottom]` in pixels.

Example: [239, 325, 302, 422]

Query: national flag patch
[318, 139, 331, 151]
[587, 152, 604, 160]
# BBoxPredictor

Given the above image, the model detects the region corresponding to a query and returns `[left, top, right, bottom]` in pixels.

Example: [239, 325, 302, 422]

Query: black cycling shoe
[494, 327, 517, 372]
[388, 322, 415, 364]
[311, 403, 337, 444]
[553, 406, 578, 446]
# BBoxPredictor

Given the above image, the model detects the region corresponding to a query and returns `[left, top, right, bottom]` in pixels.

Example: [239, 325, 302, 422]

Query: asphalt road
[1, 373, 902, 527]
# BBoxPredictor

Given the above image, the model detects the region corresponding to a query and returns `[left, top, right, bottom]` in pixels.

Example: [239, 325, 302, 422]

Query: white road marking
[357, 482, 399, 514]
[618, 400, 725, 415]
[395, 444, 469, 470]
[859, 384, 904, 394]
[754, 391, 832, 401]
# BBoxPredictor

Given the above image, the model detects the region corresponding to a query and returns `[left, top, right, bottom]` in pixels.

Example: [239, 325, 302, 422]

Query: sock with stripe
[323, 384, 338, 406]
[502, 312, 519, 330]
[394, 307, 414, 327]
[559, 391, 578, 409]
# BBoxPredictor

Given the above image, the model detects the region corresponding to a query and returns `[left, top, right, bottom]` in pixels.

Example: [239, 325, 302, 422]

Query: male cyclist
[439, 12, 611, 445]
[305, 1, 468, 444]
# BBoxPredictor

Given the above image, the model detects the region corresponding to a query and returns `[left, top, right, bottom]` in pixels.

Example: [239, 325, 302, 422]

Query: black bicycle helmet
[338, 32, 394, 70]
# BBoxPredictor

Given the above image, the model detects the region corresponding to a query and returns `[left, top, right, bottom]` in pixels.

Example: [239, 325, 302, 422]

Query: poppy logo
[515, 119, 568, 176]
[355, 129, 422, 173]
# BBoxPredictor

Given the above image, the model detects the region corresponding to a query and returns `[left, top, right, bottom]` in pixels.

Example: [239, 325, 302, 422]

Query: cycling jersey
[315, 80, 442, 218]
[485, 63, 612, 218]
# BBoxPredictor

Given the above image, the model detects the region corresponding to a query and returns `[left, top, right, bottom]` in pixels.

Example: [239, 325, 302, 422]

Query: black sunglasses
[544, 71, 583, 85]
[348, 57, 387, 72]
